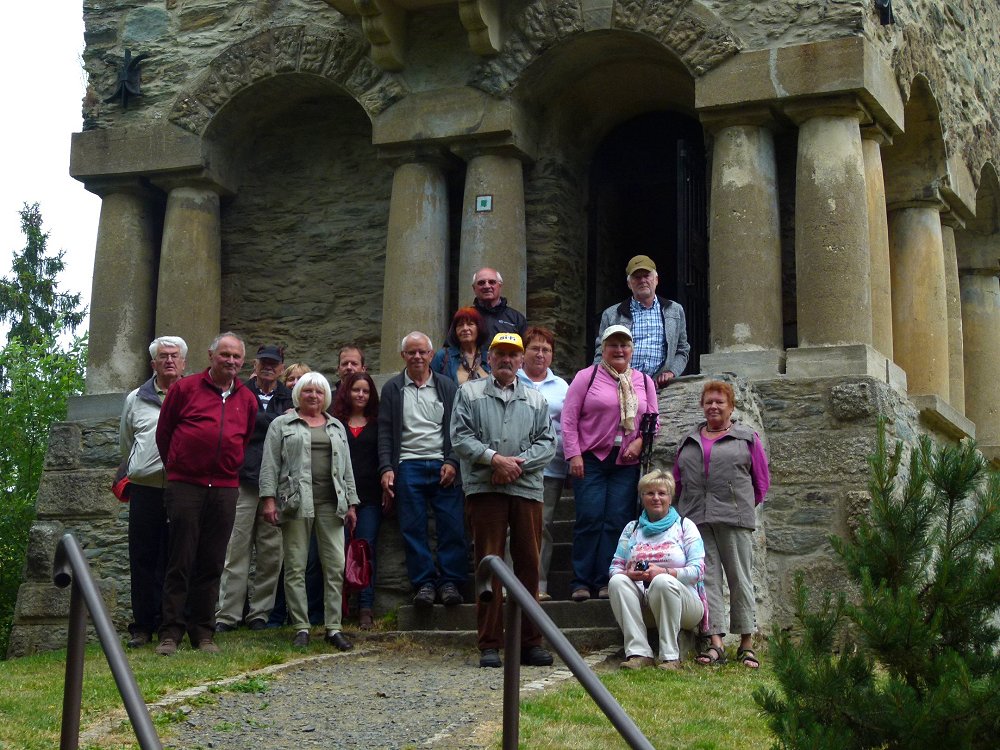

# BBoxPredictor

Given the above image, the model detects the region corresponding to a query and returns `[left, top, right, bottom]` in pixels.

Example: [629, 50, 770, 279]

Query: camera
[633, 560, 649, 572]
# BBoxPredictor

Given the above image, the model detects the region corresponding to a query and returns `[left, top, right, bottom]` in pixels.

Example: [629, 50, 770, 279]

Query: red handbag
[345, 534, 372, 591]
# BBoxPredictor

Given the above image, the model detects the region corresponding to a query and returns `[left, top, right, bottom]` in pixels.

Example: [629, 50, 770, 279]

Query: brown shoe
[537, 591, 552, 602]
[657, 659, 681, 671]
[197, 639, 221, 654]
[571, 588, 590, 602]
[620, 655, 655, 670]
[359, 608, 374, 631]
[154, 638, 178, 656]
[127, 631, 151, 649]
[597, 586, 609, 599]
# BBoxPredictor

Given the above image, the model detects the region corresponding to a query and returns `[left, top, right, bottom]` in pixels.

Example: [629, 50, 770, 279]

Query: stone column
[861, 131, 894, 361]
[698, 116, 783, 378]
[888, 201, 950, 400]
[380, 160, 450, 365]
[85, 183, 161, 394]
[457, 151, 527, 312]
[156, 185, 222, 357]
[959, 242, 1000, 450]
[941, 220, 965, 414]
[784, 101, 884, 378]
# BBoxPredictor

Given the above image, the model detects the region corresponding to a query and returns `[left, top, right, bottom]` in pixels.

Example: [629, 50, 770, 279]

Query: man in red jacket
[153, 332, 258, 655]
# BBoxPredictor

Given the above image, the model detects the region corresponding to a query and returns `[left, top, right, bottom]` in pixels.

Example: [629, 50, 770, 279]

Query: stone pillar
[861, 132, 894, 360]
[85, 184, 161, 394]
[380, 160, 450, 365]
[888, 202, 950, 400]
[457, 152, 527, 312]
[959, 244, 1000, 450]
[699, 116, 784, 378]
[785, 101, 884, 378]
[156, 185, 222, 357]
[941, 220, 965, 414]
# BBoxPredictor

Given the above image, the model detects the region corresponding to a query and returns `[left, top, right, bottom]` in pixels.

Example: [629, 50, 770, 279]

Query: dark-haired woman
[332, 371, 384, 630]
[431, 307, 490, 383]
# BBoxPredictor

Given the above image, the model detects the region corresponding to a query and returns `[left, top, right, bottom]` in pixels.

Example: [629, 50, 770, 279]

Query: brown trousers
[466, 492, 543, 651]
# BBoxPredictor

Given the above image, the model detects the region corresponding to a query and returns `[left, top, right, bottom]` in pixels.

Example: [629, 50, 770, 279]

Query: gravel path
[145, 642, 616, 750]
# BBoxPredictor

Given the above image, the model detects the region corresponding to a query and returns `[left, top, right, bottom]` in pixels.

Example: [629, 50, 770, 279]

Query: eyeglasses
[403, 349, 431, 357]
[475, 279, 499, 286]
[156, 352, 183, 360]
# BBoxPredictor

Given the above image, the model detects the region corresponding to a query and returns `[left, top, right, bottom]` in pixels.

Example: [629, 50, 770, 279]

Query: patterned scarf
[599, 361, 639, 432]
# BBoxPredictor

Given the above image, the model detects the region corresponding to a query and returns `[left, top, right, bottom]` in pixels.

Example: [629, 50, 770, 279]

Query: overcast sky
[1, 3, 100, 329]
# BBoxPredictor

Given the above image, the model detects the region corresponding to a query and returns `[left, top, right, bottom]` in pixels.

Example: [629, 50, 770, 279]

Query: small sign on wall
[475, 195, 493, 212]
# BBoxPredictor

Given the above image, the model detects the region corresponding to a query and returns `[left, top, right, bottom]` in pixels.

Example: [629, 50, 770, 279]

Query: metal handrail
[53, 533, 162, 750]
[475, 554, 655, 750]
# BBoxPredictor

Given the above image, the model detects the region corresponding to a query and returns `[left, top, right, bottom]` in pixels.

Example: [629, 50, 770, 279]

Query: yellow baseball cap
[489, 332, 524, 352]
[626, 255, 657, 276]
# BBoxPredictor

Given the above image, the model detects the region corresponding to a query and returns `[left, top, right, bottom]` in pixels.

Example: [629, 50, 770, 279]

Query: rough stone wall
[219, 96, 392, 372]
[7, 414, 412, 657]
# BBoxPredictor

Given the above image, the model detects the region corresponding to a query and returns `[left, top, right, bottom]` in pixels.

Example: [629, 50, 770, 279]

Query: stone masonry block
[25, 521, 65, 581]
[14, 578, 117, 621]
[830, 380, 885, 421]
[35, 469, 119, 519]
[45, 423, 82, 470]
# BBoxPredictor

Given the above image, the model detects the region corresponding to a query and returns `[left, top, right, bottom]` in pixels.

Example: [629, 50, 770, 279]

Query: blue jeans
[353, 502, 382, 609]
[570, 449, 640, 591]
[395, 459, 467, 588]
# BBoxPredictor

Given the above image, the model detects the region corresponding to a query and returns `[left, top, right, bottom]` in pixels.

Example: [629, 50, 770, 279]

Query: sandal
[695, 645, 727, 666]
[736, 648, 760, 669]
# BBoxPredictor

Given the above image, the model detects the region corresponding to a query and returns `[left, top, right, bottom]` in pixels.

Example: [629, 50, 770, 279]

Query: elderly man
[216, 344, 293, 633]
[154, 332, 258, 655]
[378, 331, 467, 608]
[119, 335, 187, 648]
[471, 267, 527, 343]
[594, 254, 690, 387]
[451, 332, 557, 668]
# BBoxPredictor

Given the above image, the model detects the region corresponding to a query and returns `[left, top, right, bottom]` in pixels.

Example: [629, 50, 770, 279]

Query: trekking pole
[636, 411, 658, 517]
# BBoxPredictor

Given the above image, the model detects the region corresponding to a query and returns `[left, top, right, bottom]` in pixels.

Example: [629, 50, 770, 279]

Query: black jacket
[377, 372, 460, 478]
[239, 378, 294, 485]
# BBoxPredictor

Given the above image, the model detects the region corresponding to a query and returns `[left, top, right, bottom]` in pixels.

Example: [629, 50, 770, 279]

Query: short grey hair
[292, 371, 333, 410]
[400, 331, 433, 352]
[472, 268, 504, 284]
[149, 336, 188, 359]
[209, 331, 245, 355]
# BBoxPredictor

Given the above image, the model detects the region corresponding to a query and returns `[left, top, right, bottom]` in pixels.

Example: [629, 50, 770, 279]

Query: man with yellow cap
[451, 332, 557, 669]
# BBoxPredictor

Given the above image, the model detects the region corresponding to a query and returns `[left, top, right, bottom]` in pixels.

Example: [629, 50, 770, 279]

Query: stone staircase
[394, 490, 625, 651]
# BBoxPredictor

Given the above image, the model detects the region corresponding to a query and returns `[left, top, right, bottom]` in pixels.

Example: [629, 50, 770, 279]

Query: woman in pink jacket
[561, 325, 658, 601]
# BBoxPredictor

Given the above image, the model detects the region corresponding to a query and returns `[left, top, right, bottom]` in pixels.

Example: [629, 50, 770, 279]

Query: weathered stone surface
[25, 521, 65, 582]
[35, 469, 120, 519]
[830, 380, 886, 421]
[45, 423, 82, 471]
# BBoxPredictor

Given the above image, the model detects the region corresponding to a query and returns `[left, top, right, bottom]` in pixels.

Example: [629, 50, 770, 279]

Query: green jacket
[259, 412, 360, 520]
[450, 377, 556, 501]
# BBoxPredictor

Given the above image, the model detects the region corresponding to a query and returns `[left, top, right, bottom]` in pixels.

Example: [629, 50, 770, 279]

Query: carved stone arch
[883, 74, 953, 205]
[968, 161, 1000, 235]
[472, 0, 743, 97]
[168, 25, 409, 137]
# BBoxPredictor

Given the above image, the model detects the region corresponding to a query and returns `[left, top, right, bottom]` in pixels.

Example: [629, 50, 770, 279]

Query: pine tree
[755, 424, 1000, 749]
[0, 202, 85, 346]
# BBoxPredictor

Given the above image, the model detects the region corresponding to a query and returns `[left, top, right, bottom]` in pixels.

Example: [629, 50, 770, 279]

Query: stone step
[395, 626, 623, 653]
[398, 599, 618, 631]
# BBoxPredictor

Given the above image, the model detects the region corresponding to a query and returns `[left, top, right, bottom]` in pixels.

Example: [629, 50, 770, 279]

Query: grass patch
[511, 659, 776, 750]
[0, 628, 302, 750]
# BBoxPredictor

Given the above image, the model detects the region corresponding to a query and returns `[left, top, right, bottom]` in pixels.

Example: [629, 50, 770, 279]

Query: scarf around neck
[599, 361, 638, 432]
[638, 506, 679, 535]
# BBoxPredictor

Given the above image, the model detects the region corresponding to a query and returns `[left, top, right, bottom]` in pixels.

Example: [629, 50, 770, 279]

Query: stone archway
[168, 25, 409, 138]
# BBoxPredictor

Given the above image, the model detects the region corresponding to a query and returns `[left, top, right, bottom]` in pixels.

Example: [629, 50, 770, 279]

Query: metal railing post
[502, 595, 521, 750]
[477, 554, 655, 750]
[53, 533, 163, 749]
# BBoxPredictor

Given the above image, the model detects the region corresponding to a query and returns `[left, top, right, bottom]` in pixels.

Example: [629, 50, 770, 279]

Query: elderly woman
[430, 306, 490, 383]
[562, 324, 659, 602]
[331, 371, 383, 630]
[673, 380, 770, 668]
[609, 470, 706, 670]
[515, 325, 569, 601]
[260, 372, 359, 650]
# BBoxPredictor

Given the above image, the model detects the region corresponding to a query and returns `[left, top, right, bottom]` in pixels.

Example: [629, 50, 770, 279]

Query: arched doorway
[586, 111, 708, 374]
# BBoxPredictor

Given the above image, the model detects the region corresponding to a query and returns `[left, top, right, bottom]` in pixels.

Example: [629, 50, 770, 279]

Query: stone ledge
[909, 394, 975, 440]
[700, 349, 786, 379]
[67, 393, 127, 421]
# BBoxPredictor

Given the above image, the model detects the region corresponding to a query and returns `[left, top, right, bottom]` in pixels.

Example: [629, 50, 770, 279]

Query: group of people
[118, 255, 770, 671]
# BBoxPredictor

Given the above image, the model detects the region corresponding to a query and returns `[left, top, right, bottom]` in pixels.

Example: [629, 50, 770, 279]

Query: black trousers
[127, 484, 168, 635]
